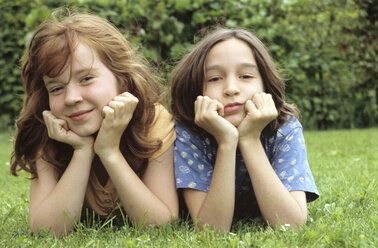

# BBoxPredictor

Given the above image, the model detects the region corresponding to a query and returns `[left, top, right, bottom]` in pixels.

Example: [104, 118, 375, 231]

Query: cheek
[203, 84, 219, 98]
[91, 87, 118, 106]
[248, 85, 264, 98]
[48, 97, 63, 116]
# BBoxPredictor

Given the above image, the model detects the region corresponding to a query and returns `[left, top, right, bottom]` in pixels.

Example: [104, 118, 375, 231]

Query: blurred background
[0, 0, 376, 130]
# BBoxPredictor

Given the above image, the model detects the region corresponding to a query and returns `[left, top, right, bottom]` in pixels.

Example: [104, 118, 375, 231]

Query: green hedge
[1, 0, 377, 130]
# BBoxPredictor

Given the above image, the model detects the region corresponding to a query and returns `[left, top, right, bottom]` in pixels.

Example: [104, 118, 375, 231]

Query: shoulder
[277, 116, 303, 136]
[264, 116, 305, 153]
[175, 122, 210, 149]
[148, 103, 176, 159]
[271, 117, 303, 142]
[152, 103, 172, 122]
[149, 103, 174, 132]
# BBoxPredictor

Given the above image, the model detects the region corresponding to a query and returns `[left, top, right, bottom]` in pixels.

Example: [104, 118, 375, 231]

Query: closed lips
[224, 103, 242, 114]
[69, 110, 92, 121]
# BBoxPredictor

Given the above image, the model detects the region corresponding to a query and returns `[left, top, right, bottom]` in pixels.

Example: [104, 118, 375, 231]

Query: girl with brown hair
[11, 11, 178, 236]
[171, 28, 319, 232]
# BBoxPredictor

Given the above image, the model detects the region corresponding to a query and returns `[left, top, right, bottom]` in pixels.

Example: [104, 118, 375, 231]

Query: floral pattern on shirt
[174, 117, 319, 202]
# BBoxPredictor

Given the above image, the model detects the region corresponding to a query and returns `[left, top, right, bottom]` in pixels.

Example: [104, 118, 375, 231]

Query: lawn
[0, 128, 377, 247]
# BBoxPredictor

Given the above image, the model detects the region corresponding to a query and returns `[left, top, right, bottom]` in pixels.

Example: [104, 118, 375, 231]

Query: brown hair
[11, 11, 162, 178]
[170, 27, 298, 136]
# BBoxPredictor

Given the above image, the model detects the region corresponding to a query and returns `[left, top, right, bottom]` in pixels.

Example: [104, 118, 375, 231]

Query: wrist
[217, 139, 238, 151]
[94, 139, 121, 158]
[73, 146, 95, 159]
[96, 148, 122, 162]
[239, 137, 262, 151]
[215, 130, 239, 145]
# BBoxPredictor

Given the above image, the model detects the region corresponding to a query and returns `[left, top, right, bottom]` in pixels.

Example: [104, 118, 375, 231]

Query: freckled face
[203, 38, 264, 127]
[43, 43, 119, 136]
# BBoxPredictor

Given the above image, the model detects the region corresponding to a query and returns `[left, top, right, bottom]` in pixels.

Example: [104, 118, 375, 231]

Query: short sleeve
[174, 122, 214, 192]
[148, 104, 176, 160]
[269, 118, 319, 202]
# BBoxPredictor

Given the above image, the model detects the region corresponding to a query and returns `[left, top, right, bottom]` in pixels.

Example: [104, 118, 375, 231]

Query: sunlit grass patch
[0, 128, 377, 247]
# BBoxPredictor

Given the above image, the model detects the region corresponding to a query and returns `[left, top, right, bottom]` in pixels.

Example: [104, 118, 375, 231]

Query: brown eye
[208, 76, 221, 82]
[240, 74, 253, 79]
[49, 86, 64, 94]
[81, 76, 94, 83]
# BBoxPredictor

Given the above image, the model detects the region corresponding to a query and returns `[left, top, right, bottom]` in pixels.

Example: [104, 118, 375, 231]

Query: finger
[211, 99, 224, 117]
[265, 94, 278, 116]
[257, 93, 275, 111]
[54, 118, 67, 128]
[245, 99, 257, 113]
[194, 96, 204, 114]
[118, 91, 134, 98]
[42, 111, 54, 133]
[265, 93, 276, 108]
[112, 95, 139, 114]
[102, 106, 115, 122]
[252, 93, 266, 109]
[108, 100, 125, 110]
[42, 110, 54, 122]
[43, 110, 65, 129]
[115, 92, 139, 103]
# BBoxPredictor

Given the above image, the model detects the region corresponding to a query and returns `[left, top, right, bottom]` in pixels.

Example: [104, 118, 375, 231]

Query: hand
[238, 93, 278, 142]
[94, 92, 139, 156]
[42, 110, 94, 150]
[194, 96, 238, 144]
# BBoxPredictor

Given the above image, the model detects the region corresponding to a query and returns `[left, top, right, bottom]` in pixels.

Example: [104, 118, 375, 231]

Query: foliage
[280, 0, 378, 129]
[1, 128, 377, 247]
[0, 0, 377, 130]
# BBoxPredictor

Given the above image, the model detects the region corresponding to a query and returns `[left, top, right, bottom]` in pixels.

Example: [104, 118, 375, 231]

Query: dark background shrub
[1, 0, 376, 130]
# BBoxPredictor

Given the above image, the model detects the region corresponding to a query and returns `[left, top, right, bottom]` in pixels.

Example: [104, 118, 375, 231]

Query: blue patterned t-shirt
[174, 117, 319, 204]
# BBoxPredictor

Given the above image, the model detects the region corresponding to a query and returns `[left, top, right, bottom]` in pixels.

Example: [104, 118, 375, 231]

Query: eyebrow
[73, 66, 99, 77]
[205, 63, 258, 72]
[44, 66, 99, 85]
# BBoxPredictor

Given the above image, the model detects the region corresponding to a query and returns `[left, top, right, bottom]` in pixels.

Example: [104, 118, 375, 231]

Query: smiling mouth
[224, 103, 243, 114]
[69, 110, 92, 121]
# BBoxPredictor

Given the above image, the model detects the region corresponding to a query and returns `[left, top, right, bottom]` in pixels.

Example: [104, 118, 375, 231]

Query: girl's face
[203, 38, 264, 127]
[43, 43, 119, 136]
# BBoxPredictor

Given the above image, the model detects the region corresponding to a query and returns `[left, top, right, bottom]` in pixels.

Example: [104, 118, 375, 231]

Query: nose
[223, 77, 240, 96]
[64, 84, 83, 105]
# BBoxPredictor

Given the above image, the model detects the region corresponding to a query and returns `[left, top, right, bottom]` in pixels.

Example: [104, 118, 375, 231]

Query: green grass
[0, 128, 377, 247]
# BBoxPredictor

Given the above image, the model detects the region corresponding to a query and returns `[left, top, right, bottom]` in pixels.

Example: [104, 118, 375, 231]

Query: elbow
[291, 208, 308, 229]
[161, 208, 179, 224]
[287, 214, 307, 230]
[164, 206, 179, 223]
[170, 212, 179, 222]
[30, 218, 70, 238]
[144, 209, 179, 226]
[157, 212, 179, 225]
[193, 217, 231, 233]
[270, 212, 308, 230]
[293, 213, 308, 228]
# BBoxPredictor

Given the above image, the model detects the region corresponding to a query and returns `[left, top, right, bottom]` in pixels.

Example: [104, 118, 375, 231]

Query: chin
[74, 129, 97, 137]
[225, 117, 243, 127]
[69, 125, 100, 137]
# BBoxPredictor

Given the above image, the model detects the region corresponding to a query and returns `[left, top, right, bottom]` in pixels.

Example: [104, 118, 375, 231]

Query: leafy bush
[0, 0, 376, 130]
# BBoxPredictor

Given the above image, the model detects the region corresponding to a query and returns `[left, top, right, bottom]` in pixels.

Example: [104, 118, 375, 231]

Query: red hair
[11, 12, 162, 178]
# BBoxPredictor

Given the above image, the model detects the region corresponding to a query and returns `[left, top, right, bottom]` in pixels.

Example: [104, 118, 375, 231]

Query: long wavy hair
[170, 27, 299, 137]
[11, 11, 162, 179]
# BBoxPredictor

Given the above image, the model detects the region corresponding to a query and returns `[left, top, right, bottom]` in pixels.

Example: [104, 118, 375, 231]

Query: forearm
[99, 151, 175, 225]
[240, 140, 307, 228]
[30, 149, 93, 236]
[194, 143, 237, 232]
